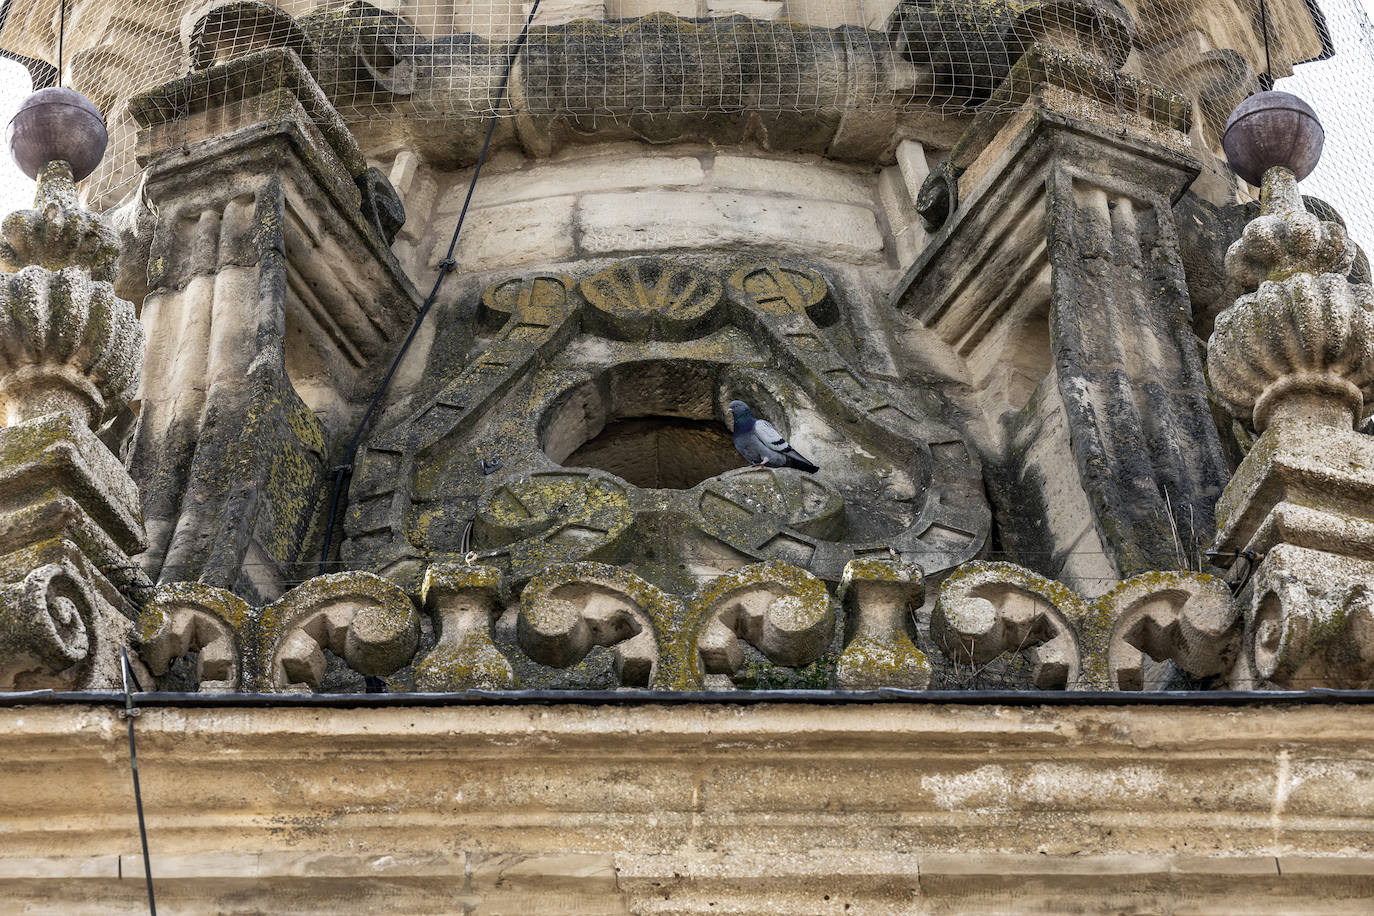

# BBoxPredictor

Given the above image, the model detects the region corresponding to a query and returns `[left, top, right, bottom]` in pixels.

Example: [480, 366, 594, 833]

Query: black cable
[1260, 0, 1275, 91]
[56, 0, 64, 88]
[11, 686, 1374, 709]
[316, 0, 544, 575]
[120, 648, 156, 916]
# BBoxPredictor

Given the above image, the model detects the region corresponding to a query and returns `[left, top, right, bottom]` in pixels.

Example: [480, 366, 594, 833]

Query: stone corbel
[689, 562, 835, 689]
[416, 564, 513, 691]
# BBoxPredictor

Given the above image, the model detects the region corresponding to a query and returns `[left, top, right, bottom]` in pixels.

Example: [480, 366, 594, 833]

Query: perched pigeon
[727, 400, 819, 473]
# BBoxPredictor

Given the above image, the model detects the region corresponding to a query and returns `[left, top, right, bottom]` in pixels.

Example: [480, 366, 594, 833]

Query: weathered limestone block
[576, 191, 886, 264]
[416, 563, 513, 691]
[517, 562, 688, 688]
[690, 561, 834, 688]
[833, 557, 930, 689]
[1215, 421, 1374, 561]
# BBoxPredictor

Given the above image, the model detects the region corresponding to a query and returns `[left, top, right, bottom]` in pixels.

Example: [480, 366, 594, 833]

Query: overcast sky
[1, 2, 1372, 241]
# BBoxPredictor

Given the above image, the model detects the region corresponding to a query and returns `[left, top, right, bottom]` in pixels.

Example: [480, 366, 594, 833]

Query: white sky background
[0, 2, 1372, 240]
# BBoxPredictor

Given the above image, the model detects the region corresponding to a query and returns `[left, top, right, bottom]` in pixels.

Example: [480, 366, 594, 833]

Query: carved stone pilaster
[890, 44, 1228, 583]
[124, 26, 419, 602]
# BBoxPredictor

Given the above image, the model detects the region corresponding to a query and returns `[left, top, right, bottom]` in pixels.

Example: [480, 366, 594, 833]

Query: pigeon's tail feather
[785, 454, 819, 474]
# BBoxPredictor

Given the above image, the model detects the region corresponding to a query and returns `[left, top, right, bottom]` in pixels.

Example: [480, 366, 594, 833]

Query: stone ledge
[3, 702, 1373, 912]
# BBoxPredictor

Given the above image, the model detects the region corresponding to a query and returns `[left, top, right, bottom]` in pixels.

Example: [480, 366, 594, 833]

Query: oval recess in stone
[579, 258, 724, 342]
[728, 261, 837, 327]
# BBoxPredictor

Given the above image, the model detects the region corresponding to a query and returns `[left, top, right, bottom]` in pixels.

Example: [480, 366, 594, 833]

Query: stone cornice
[2, 700, 1374, 911]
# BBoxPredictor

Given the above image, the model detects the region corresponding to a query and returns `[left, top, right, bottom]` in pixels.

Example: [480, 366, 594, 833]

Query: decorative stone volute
[0, 161, 143, 428]
[1208, 166, 1373, 432]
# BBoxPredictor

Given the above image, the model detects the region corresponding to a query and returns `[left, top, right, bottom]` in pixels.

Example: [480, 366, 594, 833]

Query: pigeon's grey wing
[752, 419, 790, 454]
[754, 419, 815, 468]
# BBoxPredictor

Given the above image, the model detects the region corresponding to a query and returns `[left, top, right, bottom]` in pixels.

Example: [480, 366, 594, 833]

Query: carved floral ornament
[130, 559, 1249, 693]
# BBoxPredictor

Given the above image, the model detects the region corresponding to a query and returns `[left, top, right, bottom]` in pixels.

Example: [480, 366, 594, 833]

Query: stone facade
[1, 0, 1373, 912]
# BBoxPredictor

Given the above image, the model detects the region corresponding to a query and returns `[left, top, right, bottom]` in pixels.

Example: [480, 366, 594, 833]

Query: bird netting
[0, 0, 1371, 241]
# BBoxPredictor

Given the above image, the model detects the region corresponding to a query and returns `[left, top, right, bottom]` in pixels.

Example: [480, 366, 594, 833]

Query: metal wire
[119, 647, 156, 916]
[315, 0, 544, 575]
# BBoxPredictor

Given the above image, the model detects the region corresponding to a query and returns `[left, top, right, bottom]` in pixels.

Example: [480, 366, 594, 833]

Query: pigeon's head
[726, 400, 752, 421]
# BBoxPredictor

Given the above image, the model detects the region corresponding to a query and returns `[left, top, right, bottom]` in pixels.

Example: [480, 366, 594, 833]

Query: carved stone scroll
[0, 562, 98, 690]
[137, 582, 252, 692]
[932, 562, 1090, 689]
[261, 572, 420, 692]
[689, 562, 835, 689]
[517, 562, 686, 688]
[1103, 572, 1239, 690]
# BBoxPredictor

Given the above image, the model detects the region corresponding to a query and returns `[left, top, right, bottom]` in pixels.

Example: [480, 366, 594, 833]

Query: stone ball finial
[5, 88, 109, 182]
[1222, 91, 1324, 187]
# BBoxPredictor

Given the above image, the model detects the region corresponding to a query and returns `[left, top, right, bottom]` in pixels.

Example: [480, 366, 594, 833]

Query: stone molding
[3, 700, 1374, 912]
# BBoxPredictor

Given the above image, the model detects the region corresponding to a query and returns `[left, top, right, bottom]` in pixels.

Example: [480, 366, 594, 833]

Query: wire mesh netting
[0, 0, 1371, 241]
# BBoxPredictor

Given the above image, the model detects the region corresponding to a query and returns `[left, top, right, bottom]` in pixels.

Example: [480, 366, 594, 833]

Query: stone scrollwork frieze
[129, 556, 1256, 693]
[932, 562, 1244, 690]
[136, 571, 420, 692]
